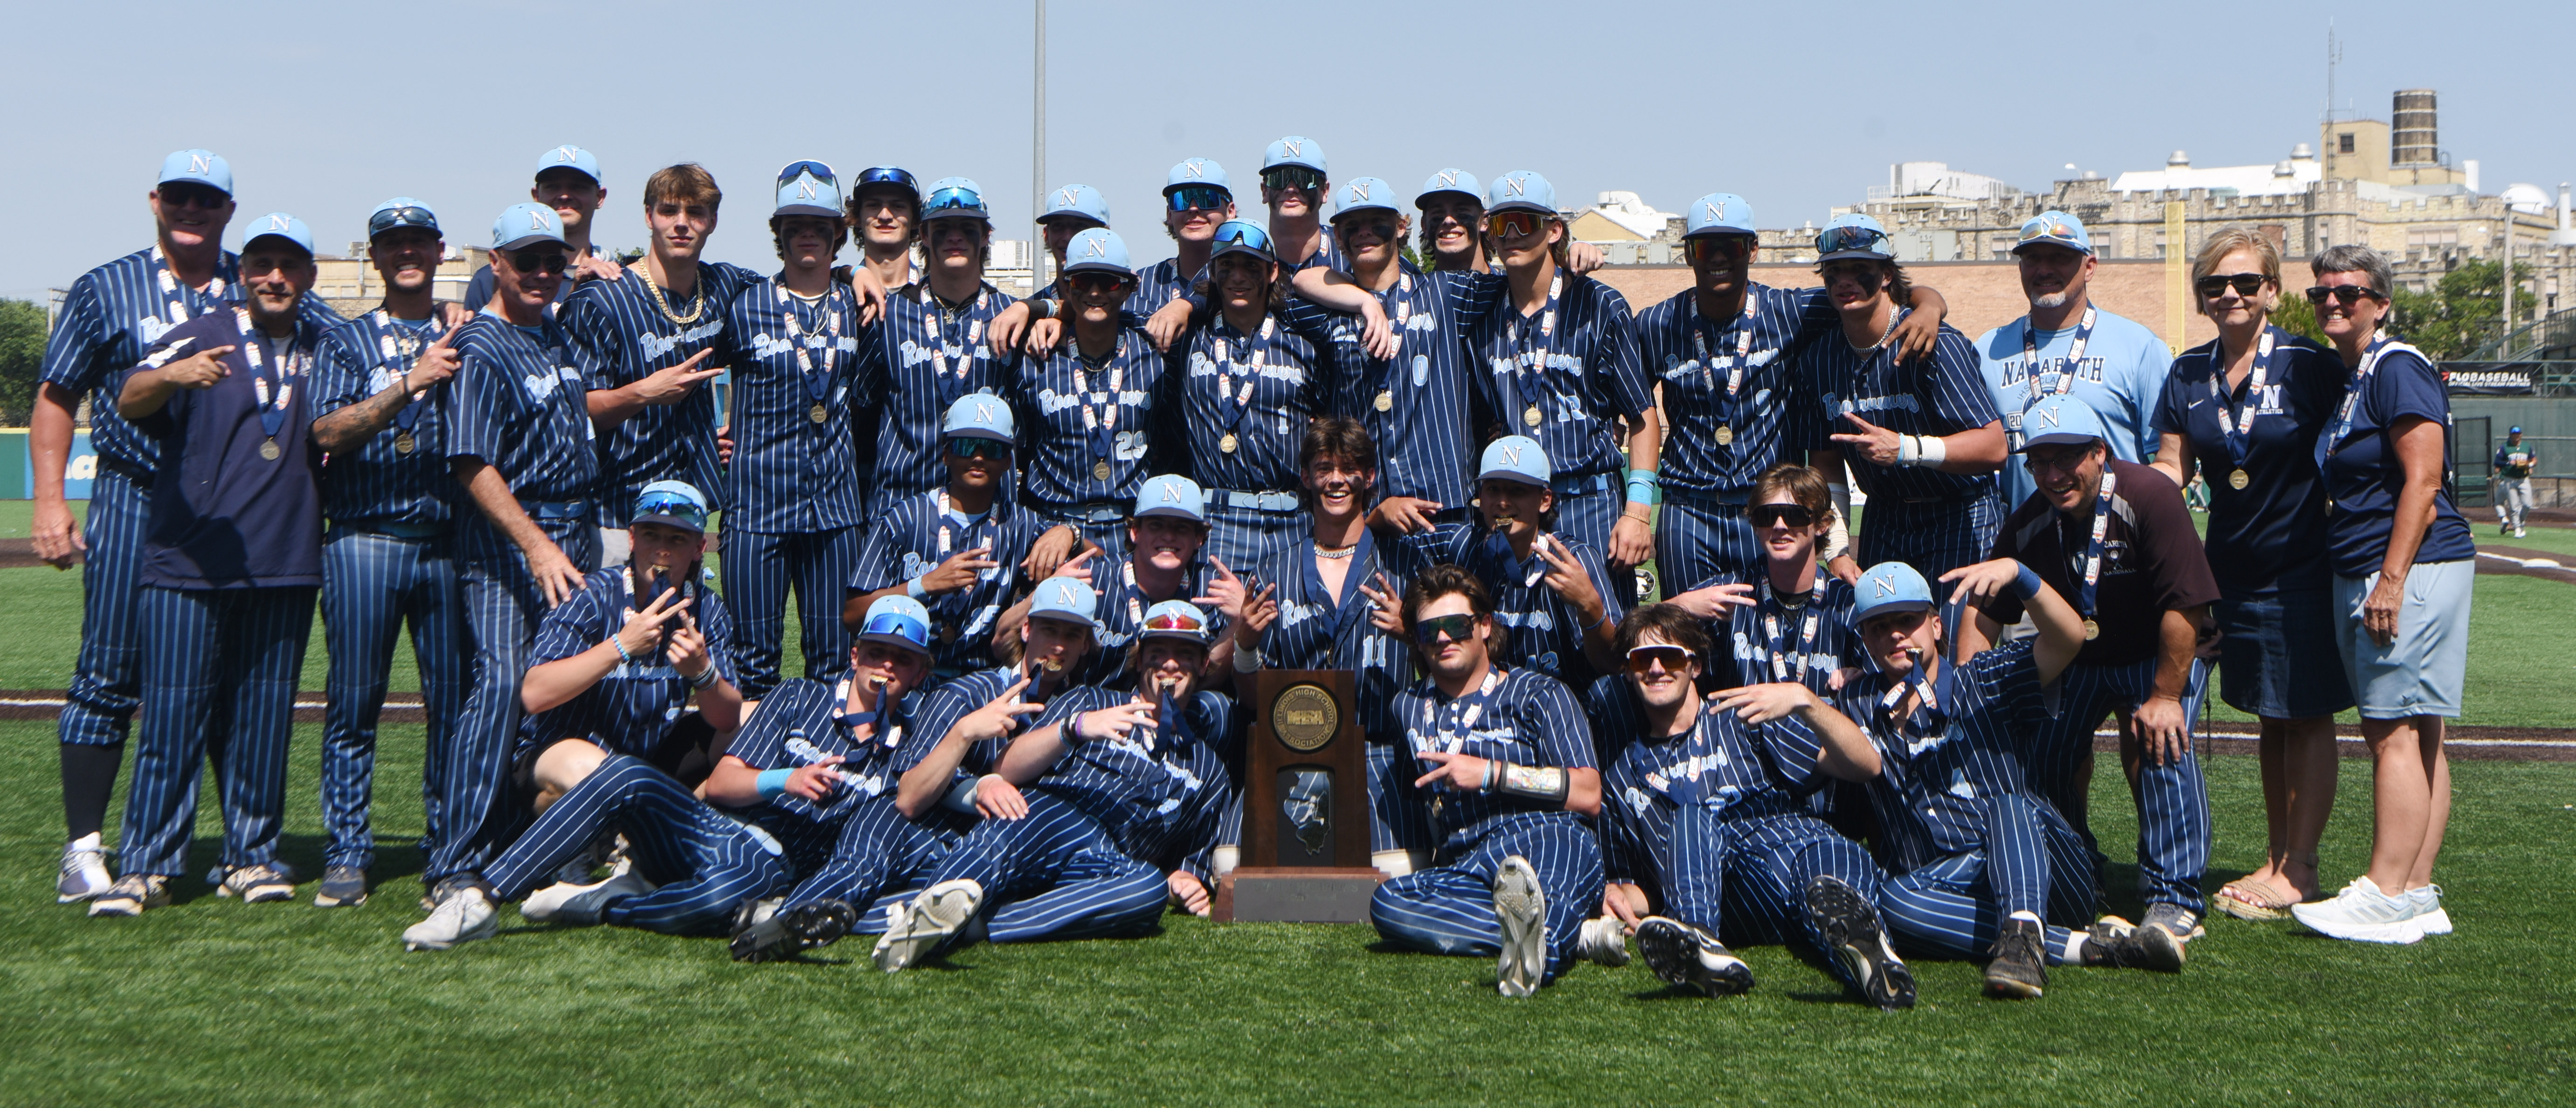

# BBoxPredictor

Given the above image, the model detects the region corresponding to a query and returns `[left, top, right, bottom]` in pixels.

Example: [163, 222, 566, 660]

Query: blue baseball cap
[1135, 474, 1206, 523]
[2016, 394, 2109, 451]
[852, 166, 920, 204]
[632, 480, 710, 533]
[1477, 436, 1553, 487]
[535, 145, 600, 184]
[1815, 213, 1892, 262]
[2509, 426, 2523, 435]
[240, 213, 314, 257]
[921, 177, 990, 223]
[2014, 210, 2093, 256]
[1684, 193, 1756, 239]
[1263, 136, 1325, 174]
[1060, 228, 1133, 278]
[1028, 577, 1102, 631]
[1331, 177, 1400, 223]
[1209, 220, 1275, 265]
[1165, 158, 1232, 197]
[1039, 183, 1109, 227]
[1850, 562, 1936, 626]
[492, 202, 568, 251]
[367, 197, 439, 239]
[158, 149, 233, 196]
[1138, 600, 1213, 647]
[942, 393, 1016, 442]
[858, 595, 935, 659]
[1485, 171, 1556, 216]
[774, 160, 843, 219]
[1417, 169, 1482, 207]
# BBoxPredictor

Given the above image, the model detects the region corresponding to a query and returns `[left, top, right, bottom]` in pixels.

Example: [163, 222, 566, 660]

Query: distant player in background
[2493, 426, 2534, 537]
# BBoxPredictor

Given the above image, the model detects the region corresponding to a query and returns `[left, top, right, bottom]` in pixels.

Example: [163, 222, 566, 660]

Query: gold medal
[1219, 433, 1239, 454]
[1093, 460, 1112, 481]
[810, 404, 828, 424]
[259, 438, 282, 461]
[2082, 618, 2101, 641]
[1715, 425, 1735, 447]
[1374, 390, 1393, 413]
[392, 431, 415, 455]
[937, 623, 960, 643]
[1524, 405, 1544, 427]
[2228, 468, 2250, 491]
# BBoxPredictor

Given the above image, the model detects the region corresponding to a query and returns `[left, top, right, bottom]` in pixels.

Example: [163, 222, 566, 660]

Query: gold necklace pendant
[639, 264, 705, 326]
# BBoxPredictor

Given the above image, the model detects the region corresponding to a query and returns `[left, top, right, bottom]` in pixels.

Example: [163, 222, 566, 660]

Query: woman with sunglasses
[2286, 246, 2474, 945]
[1012, 229, 1166, 565]
[852, 177, 1027, 517]
[2148, 229, 2355, 922]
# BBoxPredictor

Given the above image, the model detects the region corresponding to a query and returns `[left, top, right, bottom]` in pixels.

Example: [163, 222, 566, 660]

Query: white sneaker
[2514, 527, 2527, 538]
[1576, 916, 1631, 967]
[1492, 856, 1549, 998]
[526, 869, 658, 927]
[403, 888, 497, 951]
[873, 879, 984, 972]
[57, 835, 112, 902]
[2409, 884, 2452, 936]
[2291, 875, 2424, 944]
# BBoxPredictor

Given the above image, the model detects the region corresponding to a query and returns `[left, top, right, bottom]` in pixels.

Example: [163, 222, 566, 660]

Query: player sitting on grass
[1587, 604, 1915, 1009]
[873, 600, 1235, 971]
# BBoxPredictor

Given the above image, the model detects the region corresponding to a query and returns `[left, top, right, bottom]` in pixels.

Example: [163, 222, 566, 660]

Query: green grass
[1, 722, 2568, 1105]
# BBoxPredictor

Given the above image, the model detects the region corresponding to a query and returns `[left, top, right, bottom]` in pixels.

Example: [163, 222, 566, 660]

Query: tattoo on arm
[312, 378, 412, 454]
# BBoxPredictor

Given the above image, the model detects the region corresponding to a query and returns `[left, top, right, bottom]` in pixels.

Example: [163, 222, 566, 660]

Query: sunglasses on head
[923, 186, 985, 215]
[1684, 236, 1754, 264]
[1412, 613, 1478, 645]
[158, 183, 229, 210]
[368, 208, 436, 239]
[1262, 166, 1324, 192]
[1748, 504, 1814, 529]
[1066, 271, 1134, 296]
[946, 437, 1011, 460]
[1213, 222, 1274, 255]
[509, 249, 569, 275]
[861, 611, 929, 646]
[1166, 185, 1230, 213]
[2306, 284, 2385, 306]
[777, 159, 837, 186]
[855, 166, 917, 191]
[631, 492, 707, 530]
[2195, 273, 2268, 299]
[1814, 225, 1888, 256]
[1486, 212, 1547, 239]
[1625, 644, 1693, 674]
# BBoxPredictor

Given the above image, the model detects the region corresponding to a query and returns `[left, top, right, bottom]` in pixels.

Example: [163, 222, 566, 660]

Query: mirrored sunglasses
[1624, 645, 1693, 674]
[1166, 185, 1230, 212]
[1815, 225, 1889, 255]
[1412, 613, 1477, 645]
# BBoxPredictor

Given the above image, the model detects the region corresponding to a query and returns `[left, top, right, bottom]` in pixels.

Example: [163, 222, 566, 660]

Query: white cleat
[526, 869, 658, 927]
[1575, 915, 1631, 967]
[873, 879, 983, 973]
[403, 888, 497, 951]
[2291, 875, 2424, 944]
[1492, 856, 1549, 998]
[57, 835, 112, 903]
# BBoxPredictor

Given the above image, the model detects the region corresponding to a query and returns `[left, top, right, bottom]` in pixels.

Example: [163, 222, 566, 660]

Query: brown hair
[1613, 603, 1710, 666]
[643, 164, 723, 212]
[770, 214, 850, 263]
[2192, 227, 2282, 289]
[1814, 258, 1912, 311]
[1751, 463, 1836, 530]
[1297, 416, 1376, 512]
[1403, 564, 1508, 662]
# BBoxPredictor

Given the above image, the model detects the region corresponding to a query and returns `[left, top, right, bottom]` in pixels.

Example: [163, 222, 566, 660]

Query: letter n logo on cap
[530, 209, 548, 230]
[799, 179, 818, 200]
[1082, 236, 1106, 258]
[1182, 161, 1205, 179]
[1057, 186, 1079, 207]
[973, 399, 996, 424]
[554, 146, 579, 163]
[2033, 406, 2062, 429]
[1437, 170, 1459, 188]
[1502, 176, 1527, 197]
[1873, 576, 1896, 598]
[190, 153, 212, 175]
[1500, 442, 1523, 467]
[1158, 479, 1181, 502]
[1052, 582, 1078, 606]
[1282, 139, 1303, 157]
[1704, 199, 1725, 221]
[268, 214, 290, 232]
[1345, 183, 1367, 204]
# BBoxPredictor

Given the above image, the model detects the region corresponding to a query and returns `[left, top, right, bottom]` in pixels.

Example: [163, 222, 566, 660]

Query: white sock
[2062, 932, 2088, 961]
[69, 832, 102, 851]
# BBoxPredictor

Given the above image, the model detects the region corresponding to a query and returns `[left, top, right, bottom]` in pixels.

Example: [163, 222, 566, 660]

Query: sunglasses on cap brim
[861, 611, 930, 648]
[631, 492, 707, 530]
[1213, 223, 1274, 255]
[368, 208, 437, 238]
[923, 186, 986, 215]
[1143, 612, 1208, 634]
[778, 160, 837, 186]
[1815, 226, 1889, 255]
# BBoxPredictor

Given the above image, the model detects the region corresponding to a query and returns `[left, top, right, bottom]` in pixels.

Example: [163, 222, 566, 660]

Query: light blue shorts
[2332, 559, 2473, 720]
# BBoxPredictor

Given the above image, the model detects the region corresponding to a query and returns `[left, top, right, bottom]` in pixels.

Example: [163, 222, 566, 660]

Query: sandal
[2214, 875, 2302, 920]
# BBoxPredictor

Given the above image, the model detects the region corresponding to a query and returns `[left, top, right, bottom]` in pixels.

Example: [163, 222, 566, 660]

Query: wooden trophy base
[1212, 867, 1386, 923]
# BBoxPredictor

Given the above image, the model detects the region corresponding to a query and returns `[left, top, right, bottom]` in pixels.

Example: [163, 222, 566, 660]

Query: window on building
[2338, 132, 2356, 154]
[2405, 227, 2459, 249]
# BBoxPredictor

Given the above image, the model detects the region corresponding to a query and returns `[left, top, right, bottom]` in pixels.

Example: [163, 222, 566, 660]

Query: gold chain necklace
[637, 262, 706, 325]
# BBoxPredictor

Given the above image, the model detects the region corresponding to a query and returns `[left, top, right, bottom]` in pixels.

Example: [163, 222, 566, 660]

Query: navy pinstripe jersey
[1592, 686, 1828, 883]
[1800, 311, 2000, 502]
[1164, 309, 1337, 493]
[1717, 577, 1862, 694]
[853, 282, 1025, 508]
[124, 310, 330, 588]
[898, 663, 1094, 797]
[1280, 225, 1350, 275]
[1469, 274, 1652, 481]
[312, 310, 458, 526]
[1281, 262, 1505, 509]
[42, 247, 343, 471]
[1011, 326, 1167, 512]
[1131, 257, 1205, 318]
[718, 675, 955, 873]
[446, 312, 596, 548]
[1032, 685, 1237, 880]
[849, 489, 1046, 673]
[1393, 666, 1596, 843]
[1256, 532, 1408, 736]
[1638, 283, 1839, 496]
[1075, 553, 1233, 689]
[463, 255, 604, 314]
[1392, 524, 1624, 689]
[717, 276, 867, 534]
[1835, 638, 2047, 871]
[519, 566, 738, 759]
[560, 261, 757, 522]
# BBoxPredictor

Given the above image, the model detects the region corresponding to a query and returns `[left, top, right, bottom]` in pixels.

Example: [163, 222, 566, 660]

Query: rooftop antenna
[2323, 21, 2343, 122]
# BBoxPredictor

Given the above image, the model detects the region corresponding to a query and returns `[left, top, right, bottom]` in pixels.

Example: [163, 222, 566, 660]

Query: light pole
[1031, 0, 1047, 292]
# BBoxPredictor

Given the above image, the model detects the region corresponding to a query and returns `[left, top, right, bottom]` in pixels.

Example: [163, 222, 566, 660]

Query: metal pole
[1032, 0, 1047, 292]
[2500, 213, 2514, 358]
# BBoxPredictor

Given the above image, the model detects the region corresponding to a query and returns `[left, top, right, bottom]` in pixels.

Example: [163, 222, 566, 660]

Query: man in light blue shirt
[1974, 211, 2173, 507]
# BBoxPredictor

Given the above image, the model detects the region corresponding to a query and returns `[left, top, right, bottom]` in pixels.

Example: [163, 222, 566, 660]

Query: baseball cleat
[217, 863, 297, 903]
[421, 874, 479, 912]
[57, 835, 112, 903]
[1492, 856, 1548, 998]
[88, 874, 169, 918]
[1805, 875, 1915, 1011]
[403, 887, 496, 951]
[2141, 902, 2205, 942]
[1984, 915, 2049, 999]
[313, 865, 368, 908]
[2080, 915, 2185, 972]
[2410, 884, 2452, 936]
[1575, 916, 1631, 967]
[2291, 875, 2424, 944]
[1635, 916, 1755, 997]
[733, 899, 859, 963]
[534, 869, 658, 927]
[873, 879, 983, 973]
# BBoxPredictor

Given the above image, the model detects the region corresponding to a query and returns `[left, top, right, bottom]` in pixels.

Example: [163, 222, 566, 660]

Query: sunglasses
[861, 610, 929, 647]
[367, 207, 437, 239]
[1486, 212, 1547, 239]
[631, 492, 707, 530]
[923, 186, 986, 216]
[1213, 222, 1274, 256]
[1625, 645, 1693, 674]
[1166, 185, 1231, 213]
[2195, 273, 2268, 299]
[1262, 166, 1324, 192]
[157, 183, 229, 210]
[1814, 225, 1889, 256]
[2306, 284, 2385, 306]
[777, 159, 837, 186]
[855, 166, 917, 192]
[1748, 504, 1814, 529]
[509, 250, 569, 275]
[1412, 613, 1478, 645]
[1066, 272, 1134, 296]
[1685, 236, 1755, 264]
[946, 437, 1011, 460]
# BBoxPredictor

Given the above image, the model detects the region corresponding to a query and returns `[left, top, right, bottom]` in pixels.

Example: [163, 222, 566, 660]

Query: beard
[2032, 291, 2071, 310]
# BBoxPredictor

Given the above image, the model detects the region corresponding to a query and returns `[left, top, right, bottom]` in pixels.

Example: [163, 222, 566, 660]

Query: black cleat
[1984, 916, 2049, 999]
[1804, 875, 1915, 1011]
[2080, 915, 2185, 972]
[731, 899, 857, 963]
[1635, 916, 1755, 997]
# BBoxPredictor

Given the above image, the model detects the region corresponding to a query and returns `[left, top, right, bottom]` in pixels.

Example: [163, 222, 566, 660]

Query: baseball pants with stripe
[441, 519, 598, 883]
[1662, 805, 1886, 992]
[1655, 495, 1761, 597]
[2025, 656, 2213, 914]
[117, 585, 316, 879]
[918, 791, 1170, 949]
[485, 755, 790, 934]
[318, 529, 465, 870]
[720, 525, 862, 700]
[1371, 812, 1605, 985]
[1877, 792, 2095, 963]
[780, 798, 963, 935]
[60, 464, 150, 750]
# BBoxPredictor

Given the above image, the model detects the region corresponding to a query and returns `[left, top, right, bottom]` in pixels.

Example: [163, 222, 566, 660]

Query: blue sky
[5, 0, 2570, 301]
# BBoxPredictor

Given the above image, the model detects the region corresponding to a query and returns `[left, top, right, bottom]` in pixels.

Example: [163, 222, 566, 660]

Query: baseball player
[1828, 560, 2183, 1000]
[1032, 183, 1110, 297]
[1258, 136, 1346, 275]
[305, 198, 471, 908]
[1415, 170, 1491, 274]
[1001, 475, 1234, 688]
[1468, 172, 1658, 603]
[846, 166, 923, 292]
[1974, 212, 2174, 509]
[1799, 214, 2006, 591]
[1136, 158, 1235, 319]
[2494, 427, 2535, 537]
[716, 162, 871, 701]
[852, 177, 1024, 516]
[873, 599, 1235, 970]
[889, 576, 1107, 856]
[461, 145, 622, 311]
[1587, 604, 1914, 1009]
[1010, 229, 1168, 565]
[1393, 437, 1624, 689]
[89, 214, 331, 917]
[1370, 565, 1612, 997]
[847, 395, 1070, 678]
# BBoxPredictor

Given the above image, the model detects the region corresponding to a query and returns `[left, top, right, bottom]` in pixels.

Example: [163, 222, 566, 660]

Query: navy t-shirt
[2153, 327, 2347, 596]
[124, 310, 326, 589]
[2319, 342, 2475, 577]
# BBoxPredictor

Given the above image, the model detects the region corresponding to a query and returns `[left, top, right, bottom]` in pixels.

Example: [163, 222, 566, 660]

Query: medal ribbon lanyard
[1763, 574, 1831, 685]
[2013, 306, 2097, 447]
[235, 309, 301, 445]
[1877, 662, 1945, 750]
[1420, 668, 1506, 788]
[2208, 326, 2278, 476]
[2326, 336, 2393, 458]
[374, 310, 433, 437]
[2061, 468, 2119, 627]
[1692, 291, 1758, 448]
[1375, 272, 1415, 400]
[1211, 317, 1269, 451]
[780, 284, 845, 409]
[1072, 342, 1123, 480]
[926, 290, 984, 409]
[1503, 275, 1563, 428]
[153, 245, 230, 327]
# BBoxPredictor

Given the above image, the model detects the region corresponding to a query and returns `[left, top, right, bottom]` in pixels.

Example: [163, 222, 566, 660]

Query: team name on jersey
[899, 338, 976, 368]
[1184, 351, 1305, 385]
[1833, 392, 1922, 415]
[1643, 750, 1731, 793]
[136, 314, 176, 344]
[1491, 351, 1584, 374]
[637, 319, 723, 359]
[1730, 632, 1835, 675]
[750, 332, 859, 360]
[1036, 388, 1148, 413]
[1662, 348, 1778, 382]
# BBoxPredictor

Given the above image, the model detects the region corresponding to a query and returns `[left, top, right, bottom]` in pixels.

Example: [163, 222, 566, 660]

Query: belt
[518, 499, 589, 520]
[1551, 472, 1616, 498]
[1214, 490, 1301, 512]
[1663, 488, 1748, 514]
[1051, 502, 1130, 524]
[331, 520, 447, 540]
[94, 457, 153, 483]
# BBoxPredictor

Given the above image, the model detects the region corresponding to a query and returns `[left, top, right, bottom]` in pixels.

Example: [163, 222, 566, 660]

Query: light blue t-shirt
[1975, 305, 2174, 508]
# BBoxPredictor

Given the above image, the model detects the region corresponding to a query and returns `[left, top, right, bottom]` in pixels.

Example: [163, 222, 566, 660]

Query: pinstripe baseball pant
[1854, 493, 2003, 600]
[319, 529, 465, 870]
[484, 755, 791, 935]
[1662, 805, 1885, 992]
[1038, 509, 1131, 567]
[1371, 812, 1605, 985]
[922, 792, 1170, 947]
[720, 526, 861, 700]
[1552, 482, 1637, 603]
[780, 798, 962, 935]
[442, 520, 598, 882]
[117, 586, 316, 879]
[1655, 494, 1761, 597]
[1368, 740, 1434, 857]
[1205, 502, 1302, 579]
[59, 464, 150, 748]
[2026, 656, 2213, 913]
[1877, 792, 2094, 963]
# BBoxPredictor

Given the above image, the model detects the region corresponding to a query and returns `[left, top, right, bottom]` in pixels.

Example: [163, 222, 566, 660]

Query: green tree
[0, 299, 47, 426]
[2386, 260, 2534, 360]
[2267, 293, 2326, 345]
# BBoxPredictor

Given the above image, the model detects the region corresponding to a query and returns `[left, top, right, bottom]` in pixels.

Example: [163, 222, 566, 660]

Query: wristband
[1030, 297, 1059, 321]
[611, 635, 637, 666]
[1624, 470, 1662, 508]
[1232, 644, 1263, 674]
[1494, 762, 1570, 804]
[2011, 563, 2044, 602]
[688, 664, 719, 690]
[755, 768, 792, 801]
[905, 576, 928, 600]
[1896, 435, 1920, 467]
[1916, 433, 1947, 468]
[1479, 759, 1499, 794]
[942, 776, 982, 814]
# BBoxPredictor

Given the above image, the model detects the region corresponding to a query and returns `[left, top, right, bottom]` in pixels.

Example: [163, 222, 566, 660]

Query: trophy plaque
[1213, 668, 1385, 922]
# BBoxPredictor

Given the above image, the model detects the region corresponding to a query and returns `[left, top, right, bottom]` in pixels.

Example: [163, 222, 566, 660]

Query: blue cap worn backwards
[1135, 474, 1206, 523]
[942, 393, 1016, 442]
[1166, 158, 1232, 197]
[1485, 171, 1555, 216]
[859, 595, 935, 658]
[2014, 210, 2093, 256]
[1332, 177, 1400, 222]
[2015, 394, 2109, 451]
[241, 212, 314, 257]
[1815, 213, 1892, 262]
[1040, 183, 1109, 227]
[159, 149, 233, 196]
[1061, 228, 1133, 278]
[774, 160, 843, 219]
[1418, 169, 1482, 207]
[1263, 136, 1326, 174]
[1478, 435, 1553, 487]
[493, 202, 567, 251]
[921, 176, 990, 223]
[1850, 562, 1935, 626]
[632, 480, 710, 533]
[367, 197, 439, 239]
[1029, 578, 1102, 631]
[1685, 193, 1756, 238]
[536, 145, 600, 184]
